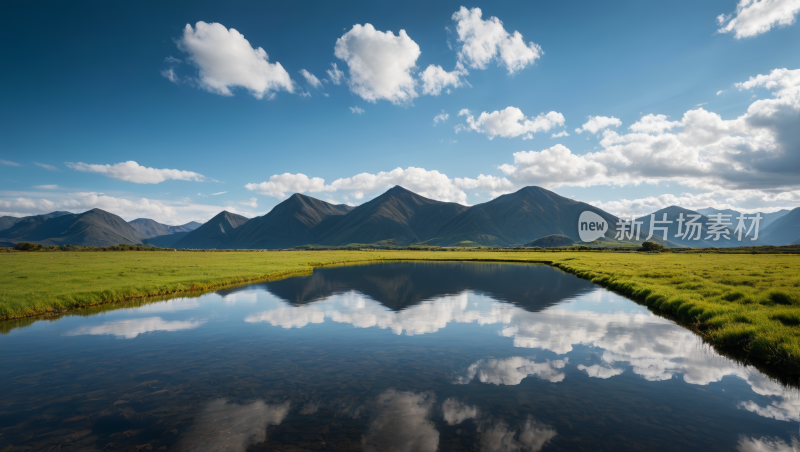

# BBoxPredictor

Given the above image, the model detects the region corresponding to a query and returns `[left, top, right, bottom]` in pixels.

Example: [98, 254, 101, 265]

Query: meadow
[2, 249, 800, 374]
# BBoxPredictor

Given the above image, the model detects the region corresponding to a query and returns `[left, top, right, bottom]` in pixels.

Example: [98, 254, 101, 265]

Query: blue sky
[2, 0, 800, 224]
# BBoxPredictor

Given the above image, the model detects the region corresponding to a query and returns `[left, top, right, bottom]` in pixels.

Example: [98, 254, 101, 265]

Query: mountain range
[0, 209, 143, 247]
[129, 218, 201, 238]
[635, 206, 762, 248]
[760, 208, 800, 246]
[1, 186, 797, 248]
[696, 208, 790, 230]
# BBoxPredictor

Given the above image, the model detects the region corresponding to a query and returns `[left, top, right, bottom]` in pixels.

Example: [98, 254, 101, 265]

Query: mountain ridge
[172, 211, 249, 249]
[232, 193, 352, 249]
[0, 209, 144, 246]
[317, 186, 470, 247]
[425, 186, 619, 246]
[128, 218, 202, 238]
[2, 188, 795, 248]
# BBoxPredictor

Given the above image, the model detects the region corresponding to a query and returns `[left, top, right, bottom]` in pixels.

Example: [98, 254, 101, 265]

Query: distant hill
[0, 216, 23, 232]
[696, 207, 790, 230]
[636, 206, 760, 248]
[232, 193, 352, 249]
[525, 234, 575, 247]
[129, 218, 202, 238]
[172, 211, 249, 249]
[425, 186, 618, 247]
[760, 208, 800, 246]
[0, 209, 144, 246]
[317, 186, 469, 247]
[143, 231, 190, 248]
[0, 211, 72, 236]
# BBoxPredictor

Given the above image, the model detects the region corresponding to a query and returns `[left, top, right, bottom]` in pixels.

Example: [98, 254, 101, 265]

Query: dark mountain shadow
[253, 261, 597, 313]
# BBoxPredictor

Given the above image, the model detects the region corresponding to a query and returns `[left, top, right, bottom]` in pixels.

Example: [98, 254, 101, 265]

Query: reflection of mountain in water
[257, 262, 597, 312]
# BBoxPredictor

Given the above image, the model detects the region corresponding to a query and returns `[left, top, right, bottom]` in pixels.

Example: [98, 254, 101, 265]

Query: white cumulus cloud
[717, 0, 800, 39]
[629, 114, 681, 134]
[735, 67, 800, 95]
[457, 107, 565, 139]
[350, 106, 365, 114]
[299, 69, 322, 89]
[452, 6, 542, 73]
[177, 21, 293, 99]
[326, 62, 345, 85]
[0, 191, 255, 225]
[575, 116, 622, 134]
[331, 167, 468, 203]
[489, 67, 800, 199]
[66, 161, 207, 184]
[432, 110, 449, 125]
[420, 62, 468, 96]
[245, 167, 470, 204]
[244, 173, 331, 198]
[334, 24, 421, 104]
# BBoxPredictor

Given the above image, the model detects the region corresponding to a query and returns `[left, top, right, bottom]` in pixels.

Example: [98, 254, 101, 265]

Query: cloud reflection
[175, 398, 290, 452]
[66, 316, 205, 339]
[245, 291, 507, 335]
[362, 389, 439, 452]
[736, 436, 799, 452]
[224, 290, 258, 305]
[577, 364, 624, 379]
[442, 398, 480, 425]
[245, 288, 800, 422]
[479, 416, 557, 452]
[133, 298, 200, 313]
[456, 357, 567, 385]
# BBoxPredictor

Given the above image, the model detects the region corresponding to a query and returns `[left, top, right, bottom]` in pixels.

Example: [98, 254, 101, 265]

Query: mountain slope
[697, 207, 790, 230]
[525, 234, 575, 247]
[636, 206, 761, 248]
[172, 211, 249, 249]
[232, 193, 352, 249]
[143, 231, 190, 248]
[760, 207, 800, 246]
[0, 209, 144, 246]
[0, 216, 23, 232]
[427, 186, 619, 246]
[129, 218, 202, 238]
[0, 211, 72, 237]
[317, 186, 469, 246]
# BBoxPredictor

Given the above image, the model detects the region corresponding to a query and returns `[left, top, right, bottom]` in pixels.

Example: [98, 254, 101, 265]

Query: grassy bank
[2, 250, 800, 374]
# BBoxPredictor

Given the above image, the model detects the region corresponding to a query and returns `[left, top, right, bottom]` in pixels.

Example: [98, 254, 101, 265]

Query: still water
[1, 262, 799, 451]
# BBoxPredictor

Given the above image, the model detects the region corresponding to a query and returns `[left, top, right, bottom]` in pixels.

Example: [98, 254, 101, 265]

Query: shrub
[14, 242, 42, 251]
[640, 241, 666, 252]
[769, 290, 799, 305]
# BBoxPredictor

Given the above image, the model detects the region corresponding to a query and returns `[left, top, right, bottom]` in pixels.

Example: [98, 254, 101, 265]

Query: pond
[1, 262, 798, 451]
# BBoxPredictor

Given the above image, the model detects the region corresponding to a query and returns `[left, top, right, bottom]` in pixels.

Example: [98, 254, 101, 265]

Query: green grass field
[2, 249, 800, 374]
